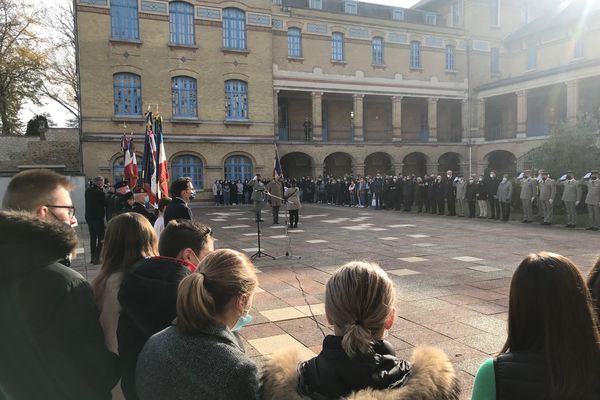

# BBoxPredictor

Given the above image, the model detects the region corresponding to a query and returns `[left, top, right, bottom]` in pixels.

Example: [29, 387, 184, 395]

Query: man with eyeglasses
[0, 169, 119, 399]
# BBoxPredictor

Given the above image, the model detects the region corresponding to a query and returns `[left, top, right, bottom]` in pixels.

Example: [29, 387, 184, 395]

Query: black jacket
[485, 177, 501, 199]
[117, 256, 196, 400]
[0, 211, 118, 400]
[163, 197, 193, 226]
[85, 185, 107, 221]
[132, 202, 157, 225]
[298, 335, 411, 399]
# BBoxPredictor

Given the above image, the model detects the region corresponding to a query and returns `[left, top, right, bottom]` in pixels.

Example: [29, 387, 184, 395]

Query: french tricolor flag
[124, 137, 138, 189]
[273, 144, 283, 179]
[155, 116, 170, 198]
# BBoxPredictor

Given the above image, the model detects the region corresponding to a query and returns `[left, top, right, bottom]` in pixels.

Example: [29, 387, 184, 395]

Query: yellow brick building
[76, 0, 600, 197]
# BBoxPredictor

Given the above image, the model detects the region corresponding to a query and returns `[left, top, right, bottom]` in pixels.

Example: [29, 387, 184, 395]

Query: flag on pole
[155, 115, 170, 198]
[124, 136, 138, 189]
[273, 144, 283, 179]
[141, 112, 158, 206]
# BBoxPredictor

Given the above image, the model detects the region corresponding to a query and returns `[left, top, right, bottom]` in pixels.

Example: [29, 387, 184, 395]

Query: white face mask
[502, 178, 507, 182]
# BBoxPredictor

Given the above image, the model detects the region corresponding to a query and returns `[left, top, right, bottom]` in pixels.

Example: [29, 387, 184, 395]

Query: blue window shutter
[225, 80, 249, 120]
[410, 41, 421, 68]
[223, 8, 246, 49]
[169, 2, 195, 45]
[111, 0, 139, 40]
[372, 37, 383, 65]
[332, 32, 344, 61]
[288, 28, 302, 57]
[114, 73, 142, 116]
[172, 155, 203, 189]
[225, 155, 253, 182]
[172, 76, 198, 118]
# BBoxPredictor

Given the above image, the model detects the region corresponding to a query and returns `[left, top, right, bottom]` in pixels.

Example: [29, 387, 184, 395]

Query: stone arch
[280, 152, 313, 178]
[364, 152, 392, 176]
[221, 150, 257, 168]
[438, 152, 461, 174]
[324, 152, 353, 177]
[484, 150, 517, 176]
[402, 152, 427, 177]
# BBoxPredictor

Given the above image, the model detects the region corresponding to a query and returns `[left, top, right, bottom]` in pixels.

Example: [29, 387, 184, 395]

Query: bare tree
[0, 0, 47, 135]
[41, 1, 78, 121]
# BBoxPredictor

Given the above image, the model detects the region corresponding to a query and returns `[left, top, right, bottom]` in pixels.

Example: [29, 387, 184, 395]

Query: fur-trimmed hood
[0, 210, 78, 281]
[260, 345, 460, 400]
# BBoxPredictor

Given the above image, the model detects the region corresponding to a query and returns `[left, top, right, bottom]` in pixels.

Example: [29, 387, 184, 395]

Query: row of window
[111, 0, 247, 49]
[114, 154, 253, 190]
[113, 73, 248, 119]
[289, 29, 457, 71]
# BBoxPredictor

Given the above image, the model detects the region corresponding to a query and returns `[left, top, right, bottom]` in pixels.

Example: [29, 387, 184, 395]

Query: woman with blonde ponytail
[135, 249, 260, 400]
[260, 261, 461, 400]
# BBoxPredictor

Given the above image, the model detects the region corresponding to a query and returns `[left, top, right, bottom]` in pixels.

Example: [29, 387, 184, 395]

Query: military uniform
[584, 171, 600, 230]
[560, 173, 581, 227]
[519, 173, 537, 222]
[538, 173, 556, 224]
[266, 179, 283, 224]
[250, 178, 266, 222]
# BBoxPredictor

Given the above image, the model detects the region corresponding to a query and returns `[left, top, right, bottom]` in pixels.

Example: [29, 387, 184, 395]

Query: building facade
[76, 0, 600, 197]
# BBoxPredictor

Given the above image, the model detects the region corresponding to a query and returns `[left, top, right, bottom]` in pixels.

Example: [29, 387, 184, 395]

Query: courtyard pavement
[72, 203, 599, 399]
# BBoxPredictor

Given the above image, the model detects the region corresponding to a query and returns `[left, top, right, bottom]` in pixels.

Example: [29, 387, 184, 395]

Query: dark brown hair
[3, 169, 73, 211]
[170, 177, 192, 198]
[502, 252, 600, 398]
[159, 219, 212, 257]
[587, 256, 600, 323]
[92, 213, 158, 297]
[176, 249, 257, 335]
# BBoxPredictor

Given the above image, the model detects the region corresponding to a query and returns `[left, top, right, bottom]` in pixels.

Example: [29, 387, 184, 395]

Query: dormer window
[392, 8, 404, 21]
[345, 0, 358, 15]
[425, 13, 437, 25]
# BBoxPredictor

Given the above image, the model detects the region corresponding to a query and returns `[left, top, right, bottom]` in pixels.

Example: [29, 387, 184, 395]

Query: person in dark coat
[117, 220, 214, 400]
[443, 170, 456, 216]
[475, 177, 488, 218]
[86, 175, 107, 264]
[393, 177, 403, 211]
[415, 177, 425, 213]
[433, 175, 445, 215]
[131, 192, 157, 225]
[164, 177, 194, 226]
[466, 177, 477, 218]
[0, 210, 119, 400]
[427, 175, 436, 214]
[485, 171, 501, 220]
[110, 181, 131, 219]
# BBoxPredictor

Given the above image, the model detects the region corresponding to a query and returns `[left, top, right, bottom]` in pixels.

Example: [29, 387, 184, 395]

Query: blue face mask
[232, 311, 253, 332]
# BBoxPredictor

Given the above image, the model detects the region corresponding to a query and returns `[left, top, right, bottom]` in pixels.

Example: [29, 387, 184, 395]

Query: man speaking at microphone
[250, 174, 266, 222]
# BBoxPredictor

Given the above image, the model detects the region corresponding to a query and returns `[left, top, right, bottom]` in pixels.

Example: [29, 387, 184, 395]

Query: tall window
[491, 0, 500, 26]
[169, 2, 195, 45]
[372, 37, 384, 65]
[171, 76, 197, 118]
[410, 41, 421, 69]
[445, 45, 455, 71]
[288, 28, 302, 58]
[425, 13, 437, 25]
[171, 155, 203, 190]
[110, 0, 139, 40]
[223, 8, 246, 50]
[225, 80, 248, 120]
[309, 0, 322, 10]
[527, 45, 536, 70]
[113, 73, 142, 116]
[392, 8, 404, 21]
[491, 47, 500, 74]
[332, 32, 344, 61]
[224, 155, 253, 182]
[451, 0, 462, 27]
[574, 37, 584, 59]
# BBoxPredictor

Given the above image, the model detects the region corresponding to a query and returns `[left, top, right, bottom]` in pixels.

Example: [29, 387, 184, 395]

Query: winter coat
[260, 345, 460, 400]
[267, 180, 284, 207]
[163, 197, 193, 226]
[85, 185, 107, 221]
[136, 323, 259, 400]
[475, 182, 488, 201]
[285, 186, 302, 211]
[496, 180, 513, 203]
[117, 256, 196, 400]
[0, 210, 119, 400]
[455, 181, 467, 200]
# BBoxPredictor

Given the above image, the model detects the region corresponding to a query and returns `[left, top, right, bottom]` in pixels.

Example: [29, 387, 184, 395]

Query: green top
[471, 358, 496, 400]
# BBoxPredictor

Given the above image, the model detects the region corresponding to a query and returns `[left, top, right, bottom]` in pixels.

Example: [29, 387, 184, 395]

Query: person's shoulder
[43, 262, 86, 284]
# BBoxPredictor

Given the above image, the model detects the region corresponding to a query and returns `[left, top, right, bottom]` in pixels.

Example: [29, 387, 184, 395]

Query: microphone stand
[250, 189, 274, 261]
[266, 191, 301, 260]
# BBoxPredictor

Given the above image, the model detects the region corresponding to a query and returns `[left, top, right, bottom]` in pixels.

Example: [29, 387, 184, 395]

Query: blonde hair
[92, 213, 158, 297]
[176, 249, 258, 335]
[325, 261, 396, 357]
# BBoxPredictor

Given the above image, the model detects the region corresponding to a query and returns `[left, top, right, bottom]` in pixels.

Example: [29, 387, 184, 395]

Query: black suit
[85, 185, 106, 262]
[163, 197, 193, 226]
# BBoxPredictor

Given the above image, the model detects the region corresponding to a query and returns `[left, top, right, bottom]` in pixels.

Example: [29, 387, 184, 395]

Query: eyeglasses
[45, 205, 76, 218]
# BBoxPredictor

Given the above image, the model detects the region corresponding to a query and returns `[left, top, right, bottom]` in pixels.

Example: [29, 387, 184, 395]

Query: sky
[21, 0, 421, 128]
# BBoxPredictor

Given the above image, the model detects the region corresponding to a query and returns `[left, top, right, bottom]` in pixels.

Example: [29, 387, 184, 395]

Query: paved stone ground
[73, 203, 599, 399]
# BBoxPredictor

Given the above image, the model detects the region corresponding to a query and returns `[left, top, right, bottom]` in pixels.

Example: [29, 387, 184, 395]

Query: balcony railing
[485, 125, 516, 141]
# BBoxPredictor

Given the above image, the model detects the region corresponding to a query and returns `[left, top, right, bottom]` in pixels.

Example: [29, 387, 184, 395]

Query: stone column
[427, 97, 438, 142]
[461, 98, 468, 141]
[516, 90, 528, 138]
[566, 80, 579, 124]
[311, 92, 323, 141]
[312, 164, 324, 179]
[353, 163, 365, 176]
[393, 162, 403, 176]
[477, 98, 486, 139]
[426, 162, 440, 176]
[353, 94, 364, 142]
[392, 96, 402, 142]
[273, 89, 279, 140]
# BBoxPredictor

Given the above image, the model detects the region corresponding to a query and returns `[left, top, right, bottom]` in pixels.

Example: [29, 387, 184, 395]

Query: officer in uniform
[560, 170, 580, 228]
[519, 169, 537, 223]
[266, 176, 283, 224]
[538, 170, 556, 225]
[583, 170, 600, 230]
[250, 173, 266, 222]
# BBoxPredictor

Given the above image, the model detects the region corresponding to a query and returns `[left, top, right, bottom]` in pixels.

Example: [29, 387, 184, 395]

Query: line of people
[289, 168, 600, 229]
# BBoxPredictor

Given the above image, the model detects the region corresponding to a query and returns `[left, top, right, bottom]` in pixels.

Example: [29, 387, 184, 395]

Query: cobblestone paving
[73, 203, 599, 399]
